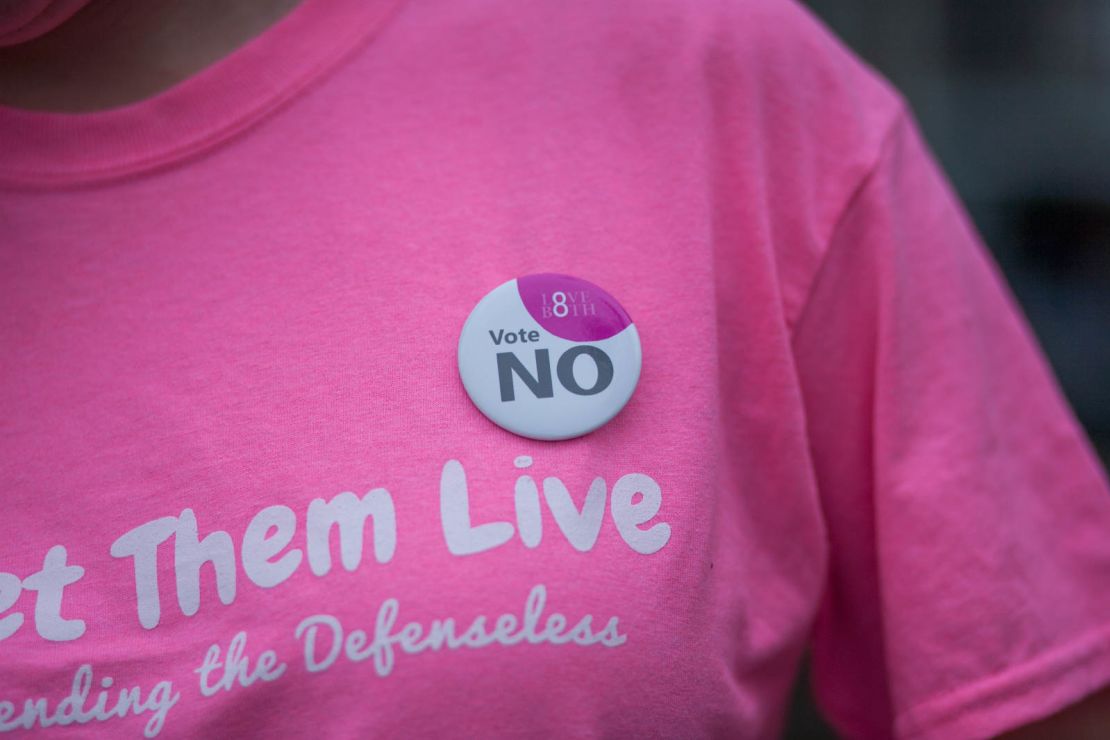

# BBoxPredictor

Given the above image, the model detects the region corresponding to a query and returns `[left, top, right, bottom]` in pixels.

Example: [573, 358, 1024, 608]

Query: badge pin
[458, 273, 642, 440]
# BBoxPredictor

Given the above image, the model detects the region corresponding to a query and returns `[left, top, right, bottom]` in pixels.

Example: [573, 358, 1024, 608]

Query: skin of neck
[0, 0, 302, 112]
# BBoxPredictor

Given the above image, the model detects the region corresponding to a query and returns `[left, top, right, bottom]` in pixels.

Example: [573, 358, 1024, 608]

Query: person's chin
[0, 0, 95, 47]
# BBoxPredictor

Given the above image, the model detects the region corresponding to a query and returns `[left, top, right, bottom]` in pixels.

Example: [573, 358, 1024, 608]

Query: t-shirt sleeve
[791, 107, 1110, 739]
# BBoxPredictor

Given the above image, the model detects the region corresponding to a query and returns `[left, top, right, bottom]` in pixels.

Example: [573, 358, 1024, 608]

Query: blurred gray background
[786, 1, 1110, 736]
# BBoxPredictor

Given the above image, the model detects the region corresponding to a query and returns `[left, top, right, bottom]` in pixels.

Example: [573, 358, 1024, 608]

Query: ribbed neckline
[0, 0, 405, 188]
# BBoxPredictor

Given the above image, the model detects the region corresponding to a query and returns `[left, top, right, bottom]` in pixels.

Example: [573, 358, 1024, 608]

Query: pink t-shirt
[2, 0, 1109, 737]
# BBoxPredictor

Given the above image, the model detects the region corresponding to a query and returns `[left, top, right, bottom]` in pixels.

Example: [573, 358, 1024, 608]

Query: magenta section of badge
[516, 273, 633, 342]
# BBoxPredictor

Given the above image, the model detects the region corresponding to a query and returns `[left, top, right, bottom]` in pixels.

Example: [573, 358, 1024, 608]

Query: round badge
[458, 273, 642, 441]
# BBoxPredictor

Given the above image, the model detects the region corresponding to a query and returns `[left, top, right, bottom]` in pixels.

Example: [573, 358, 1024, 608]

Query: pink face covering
[0, 0, 93, 46]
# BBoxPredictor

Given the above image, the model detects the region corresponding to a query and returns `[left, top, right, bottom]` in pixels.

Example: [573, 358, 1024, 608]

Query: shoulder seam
[787, 102, 910, 339]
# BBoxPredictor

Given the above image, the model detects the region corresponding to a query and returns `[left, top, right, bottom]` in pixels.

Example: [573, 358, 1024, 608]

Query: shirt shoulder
[559, 0, 909, 327]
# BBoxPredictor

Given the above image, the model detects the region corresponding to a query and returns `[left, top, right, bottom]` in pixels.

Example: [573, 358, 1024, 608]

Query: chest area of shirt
[0, 217, 824, 735]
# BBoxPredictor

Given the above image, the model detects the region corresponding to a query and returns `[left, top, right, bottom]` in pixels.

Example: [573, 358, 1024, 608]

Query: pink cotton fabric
[2, 0, 1109, 737]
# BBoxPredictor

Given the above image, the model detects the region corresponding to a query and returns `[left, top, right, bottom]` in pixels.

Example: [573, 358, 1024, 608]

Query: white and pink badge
[458, 274, 642, 440]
